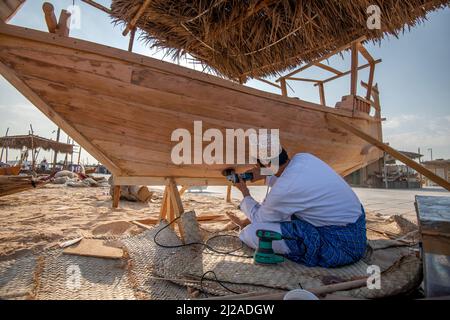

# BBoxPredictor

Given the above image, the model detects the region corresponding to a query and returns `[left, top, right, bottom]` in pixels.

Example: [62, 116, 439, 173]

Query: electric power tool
[222, 168, 254, 184]
[254, 229, 285, 265]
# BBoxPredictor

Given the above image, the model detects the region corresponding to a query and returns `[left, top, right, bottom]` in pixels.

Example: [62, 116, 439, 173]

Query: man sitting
[229, 149, 367, 268]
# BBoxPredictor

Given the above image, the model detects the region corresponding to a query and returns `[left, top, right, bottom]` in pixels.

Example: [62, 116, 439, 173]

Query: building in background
[421, 159, 450, 186]
[345, 151, 423, 189]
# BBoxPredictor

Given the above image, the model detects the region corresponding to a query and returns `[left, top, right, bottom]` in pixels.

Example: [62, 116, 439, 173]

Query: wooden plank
[327, 115, 450, 191]
[280, 78, 287, 97]
[365, 64, 375, 100]
[0, 61, 122, 175]
[114, 176, 264, 187]
[350, 41, 359, 96]
[159, 183, 169, 220]
[0, 0, 25, 22]
[0, 25, 374, 122]
[63, 239, 124, 259]
[318, 82, 326, 106]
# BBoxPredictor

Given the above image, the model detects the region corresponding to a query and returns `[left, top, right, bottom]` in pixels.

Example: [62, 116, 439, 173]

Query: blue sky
[0, 0, 449, 164]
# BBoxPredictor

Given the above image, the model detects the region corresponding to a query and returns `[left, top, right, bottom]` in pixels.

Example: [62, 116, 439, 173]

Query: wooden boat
[0, 22, 383, 186]
[0, 165, 21, 176]
[0, 175, 48, 198]
[1, 0, 449, 194]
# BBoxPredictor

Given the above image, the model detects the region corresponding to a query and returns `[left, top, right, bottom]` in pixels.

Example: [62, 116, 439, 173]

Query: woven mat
[0, 214, 421, 299]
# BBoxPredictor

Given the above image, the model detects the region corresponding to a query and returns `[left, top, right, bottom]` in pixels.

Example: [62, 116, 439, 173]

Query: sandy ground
[1, 183, 443, 257]
[0, 184, 242, 257]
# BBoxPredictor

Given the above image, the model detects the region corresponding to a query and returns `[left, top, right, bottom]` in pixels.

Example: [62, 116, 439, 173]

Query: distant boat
[0, 164, 21, 176]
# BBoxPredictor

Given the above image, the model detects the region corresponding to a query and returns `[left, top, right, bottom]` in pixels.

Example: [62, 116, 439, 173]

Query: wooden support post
[128, 28, 136, 52]
[57, 10, 71, 37]
[179, 185, 188, 196]
[159, 178, 186, 240]
[112, 185, 121, 208]
[318, 82, 326, 106]
[350, 41, 359, 96]
[77, 146, 82, 165]
[226, 184, 232, 203]
[366, 63, 375, 100]
[326, 114, 450, 191]
[0, 127, 9, 162]
[42, 2, 57, 33]
[42, 2, 71, 36]
[52, 127, 60, 168]
[122, 0, 152, 36]
[280, 78, 288, 97]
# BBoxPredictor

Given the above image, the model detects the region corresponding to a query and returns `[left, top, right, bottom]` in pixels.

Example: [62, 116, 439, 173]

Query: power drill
[254, 229, 285, 265]
[222, 168, 253, 184]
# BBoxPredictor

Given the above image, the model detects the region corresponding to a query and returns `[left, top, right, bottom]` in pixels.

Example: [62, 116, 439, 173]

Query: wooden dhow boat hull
[0, 23, 383, 186]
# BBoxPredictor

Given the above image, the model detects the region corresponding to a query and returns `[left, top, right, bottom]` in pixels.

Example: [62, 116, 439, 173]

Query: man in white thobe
[231, 150, 367, 267]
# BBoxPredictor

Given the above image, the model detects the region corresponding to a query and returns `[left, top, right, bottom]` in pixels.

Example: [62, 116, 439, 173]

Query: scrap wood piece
[63, 238, 124, 259]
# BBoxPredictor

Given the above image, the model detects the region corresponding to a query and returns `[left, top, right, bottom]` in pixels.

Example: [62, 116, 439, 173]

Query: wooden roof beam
[314, 59, 382, 86]
[287, 77, 320, 83]
[316, 63, 343, 75]
[255, 77, 281, 89]
[80, 0, 111, 15]
[358, 45, 375, 63]
[276, 36, 366, 82]
[122, 0, 152, 36]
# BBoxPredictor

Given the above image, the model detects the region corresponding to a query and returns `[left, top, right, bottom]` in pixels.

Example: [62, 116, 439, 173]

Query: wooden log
[326, 114, 450, 191]
[42, 2, 57, 34]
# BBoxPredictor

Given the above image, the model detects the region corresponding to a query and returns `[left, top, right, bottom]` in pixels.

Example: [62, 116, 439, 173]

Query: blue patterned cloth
[280, 206, 367, 268]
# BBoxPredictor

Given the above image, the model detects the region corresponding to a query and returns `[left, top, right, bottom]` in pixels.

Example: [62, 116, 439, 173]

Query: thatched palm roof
[111, 0, 449, 80]
[0, 135, 74, 154]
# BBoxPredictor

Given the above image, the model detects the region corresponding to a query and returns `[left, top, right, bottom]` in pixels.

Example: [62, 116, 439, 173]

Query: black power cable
[153, 216, 254, 296]
[153, 216, 253, 258]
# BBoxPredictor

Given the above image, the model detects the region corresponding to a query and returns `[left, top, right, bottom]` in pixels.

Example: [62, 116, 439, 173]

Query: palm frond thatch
[110, 0, 449, 80]
[0, 135, 74, 154]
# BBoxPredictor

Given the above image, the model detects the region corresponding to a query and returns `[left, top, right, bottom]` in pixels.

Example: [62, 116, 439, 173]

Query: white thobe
[238, 153, 363, 254]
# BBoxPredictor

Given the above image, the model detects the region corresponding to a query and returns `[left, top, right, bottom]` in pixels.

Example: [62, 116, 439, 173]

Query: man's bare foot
[225, 211, 251, 229]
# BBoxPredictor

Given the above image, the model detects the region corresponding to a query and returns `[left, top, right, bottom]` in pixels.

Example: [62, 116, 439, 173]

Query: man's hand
[234, 178, 250, 198]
